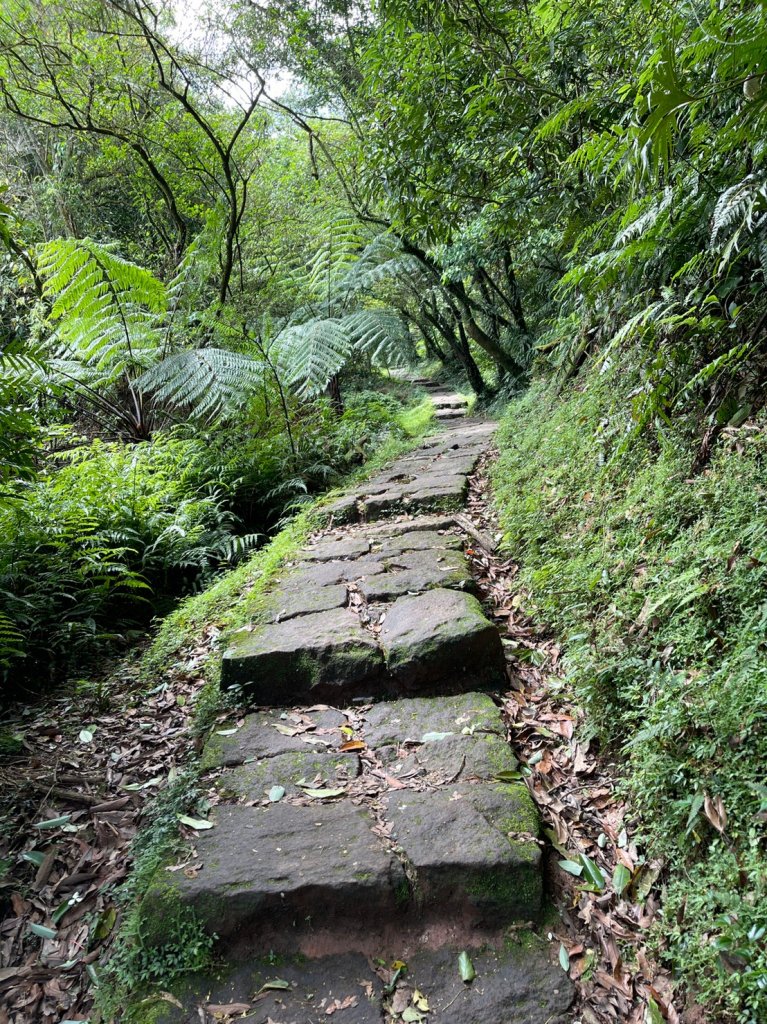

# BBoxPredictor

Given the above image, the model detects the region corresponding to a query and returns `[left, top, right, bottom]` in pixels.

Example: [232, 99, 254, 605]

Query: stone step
[222, 472, 505, 704]
[153, 944, 573, 1024]
[432, 397, 468, 409]
[430, 390, 467, 401]
[435, 407, 467, 420]
[221, 587, 505, 704]
[149, 694, 543, 957]
[142, 419, 575, 1024]
[325, 422, 496, 524]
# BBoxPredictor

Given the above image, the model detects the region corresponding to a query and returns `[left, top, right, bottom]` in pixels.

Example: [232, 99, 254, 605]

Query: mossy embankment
[491, 365, 767, 1020]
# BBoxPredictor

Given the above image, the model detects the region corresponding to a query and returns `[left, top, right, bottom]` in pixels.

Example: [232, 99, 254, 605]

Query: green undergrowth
[92, 767, 214, 1023]
[491, 364, 767, 1022]
[96, 405, 437, 1020]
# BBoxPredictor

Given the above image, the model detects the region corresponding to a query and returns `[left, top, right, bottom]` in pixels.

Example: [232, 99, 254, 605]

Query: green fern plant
[38, 238, 166, 370]
[137, 220, 416, 415]
[135, 348, 265, 421]
[36, 238, 168, 437]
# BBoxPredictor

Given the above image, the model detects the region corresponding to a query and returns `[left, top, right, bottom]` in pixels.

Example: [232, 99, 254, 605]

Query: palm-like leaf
[277, 318, 353, 397]
[135, 349, 264, 420]
[37, 238, 166, 385]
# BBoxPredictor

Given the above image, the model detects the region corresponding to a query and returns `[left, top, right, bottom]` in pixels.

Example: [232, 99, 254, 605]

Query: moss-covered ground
[491, 363, 767, 1020]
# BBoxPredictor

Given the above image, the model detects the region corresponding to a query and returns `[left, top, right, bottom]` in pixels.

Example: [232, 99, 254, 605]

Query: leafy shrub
[0, 382, 423, 694]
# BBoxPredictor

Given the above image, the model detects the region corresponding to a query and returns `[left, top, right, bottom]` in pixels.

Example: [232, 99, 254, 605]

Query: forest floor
[0, 415, 691, 1024]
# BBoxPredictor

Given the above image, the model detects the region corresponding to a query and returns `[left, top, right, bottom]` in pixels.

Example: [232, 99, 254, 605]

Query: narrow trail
[153, 416, 575, 1023]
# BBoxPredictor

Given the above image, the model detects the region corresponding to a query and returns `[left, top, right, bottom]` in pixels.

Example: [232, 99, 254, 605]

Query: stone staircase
[151, 420, 574, 1024]
[406, 375, 472, 422]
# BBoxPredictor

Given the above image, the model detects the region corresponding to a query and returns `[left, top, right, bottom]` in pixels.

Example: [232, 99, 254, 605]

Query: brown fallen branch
[454, 512, 497, 553]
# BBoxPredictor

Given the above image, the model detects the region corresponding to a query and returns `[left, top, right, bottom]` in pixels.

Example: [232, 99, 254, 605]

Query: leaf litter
[0, 626, 222, 1023]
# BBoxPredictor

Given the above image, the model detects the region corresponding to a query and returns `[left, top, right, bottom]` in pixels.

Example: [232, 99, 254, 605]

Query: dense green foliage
[493, 367, 767, 1021]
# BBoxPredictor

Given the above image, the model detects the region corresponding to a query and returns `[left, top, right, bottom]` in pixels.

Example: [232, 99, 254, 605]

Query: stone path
[152, 420, 573, 1024]
[388, 370, 472, 422]
[415, 377, 471, 422]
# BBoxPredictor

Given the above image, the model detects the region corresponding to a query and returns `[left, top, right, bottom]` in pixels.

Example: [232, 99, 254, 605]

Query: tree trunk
[422, 300, 487, 395]
[398, 236, 523, 378]
[327, 374, 344, 416]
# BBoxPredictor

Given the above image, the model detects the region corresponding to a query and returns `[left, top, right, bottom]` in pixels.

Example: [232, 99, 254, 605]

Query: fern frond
[342, 309, 413, 366]
[614, 189, 673, 248]
[136, 348, 264, 420]
[336, 234, 426, 296]
[711, 175, 767, 267]
[306, 214, 369, 297]
[277, 318, 353, 397]
[37, 238, 166, 372]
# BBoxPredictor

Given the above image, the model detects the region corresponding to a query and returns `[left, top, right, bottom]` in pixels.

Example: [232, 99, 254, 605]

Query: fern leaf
[277, 318, 353, 397]
[37, 238, 166, 374]
[342, 309, 413, 366]
[136, 349, 263, 420]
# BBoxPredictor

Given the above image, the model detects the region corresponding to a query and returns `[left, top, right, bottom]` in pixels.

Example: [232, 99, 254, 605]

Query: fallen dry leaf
[205, 1002, 251, 1017]
[325, 994, 358, 1014]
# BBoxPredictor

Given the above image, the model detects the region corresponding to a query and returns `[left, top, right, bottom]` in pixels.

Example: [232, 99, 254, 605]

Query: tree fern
[305, 214, 370, 297]
[37, 238, 166, 387]
[343, 308, 413, 365]
[0, 338, 45, 492]
[337, 233, 426, 297]
[277, 317, 354, 397]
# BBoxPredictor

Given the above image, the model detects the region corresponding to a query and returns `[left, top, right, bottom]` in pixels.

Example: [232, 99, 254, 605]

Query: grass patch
[491, 364, 767, 1021]
[398, 396, 436, 437]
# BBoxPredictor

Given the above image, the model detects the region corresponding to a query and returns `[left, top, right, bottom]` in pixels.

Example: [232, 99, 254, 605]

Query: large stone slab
[360, 549, 473, 603]
[372, 529, 463, 559]
[278, 557, 385, 591]
[262, 582, 348, 623]
[153, 954, 385, 1024]
[430, 452, 481, 474]
[364, 513, 458, 536]
[363, 476, 469, 519]
[379, 589, 505, 692]
[159, 802, 406, 940]
[401, 945, 574, 1024]
[221, 607, 383, 704]
[362, 692, 504, 748]
[202, 707, 347, 769]
[276, 560, 347, 588]
[152, 945, 573, 1024]
[387, 732, 518, 782]
[219, 748, 357, 800]
[386, 783, 542, 921]
[302, 535, 371, 562]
